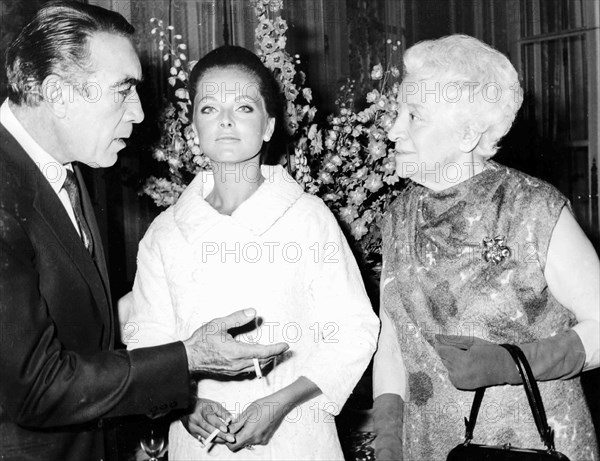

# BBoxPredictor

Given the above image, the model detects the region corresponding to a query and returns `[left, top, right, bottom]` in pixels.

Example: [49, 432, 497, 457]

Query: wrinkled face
[192, 67, 275, 167]
[60, 32, 144, 167]
[387, 76, 464, 190]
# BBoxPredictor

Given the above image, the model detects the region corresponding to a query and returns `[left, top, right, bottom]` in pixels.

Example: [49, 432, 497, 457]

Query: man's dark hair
[6, 0, 134, 106]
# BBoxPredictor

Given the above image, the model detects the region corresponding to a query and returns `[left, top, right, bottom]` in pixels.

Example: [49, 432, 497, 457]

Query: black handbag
[447, 343, 570, 460]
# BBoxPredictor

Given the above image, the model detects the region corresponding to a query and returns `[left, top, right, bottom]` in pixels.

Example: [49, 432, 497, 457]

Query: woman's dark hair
[188, 45, 287, 165]
[6, 0, 134, 106]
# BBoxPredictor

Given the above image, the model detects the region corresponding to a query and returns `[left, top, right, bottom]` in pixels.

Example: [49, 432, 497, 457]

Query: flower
[370, 64, 384, 80]
[153, 148, 166, 161]
[282, 61, 296, 80]
[368, 139, 387, 160]
[264, 50, 285, 69]
[318, 171, 334, 184]
[258, 17, 274, 34]
[364, 173, 384, 193]
[366, 89, 380, 103]
[273, 17, 288, 33]
[284, 84, 299, 101]
[348, 187, 367, 206]
[174, 88, 188, 100]
[259, 36, 277, 53]
[302, 87, 313, 103]
[351, 218, 369, 240]
[339, 206, 359, 223]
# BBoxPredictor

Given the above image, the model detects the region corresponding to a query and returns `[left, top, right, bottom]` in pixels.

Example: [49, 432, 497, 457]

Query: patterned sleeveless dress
[380, 161, 598, 460]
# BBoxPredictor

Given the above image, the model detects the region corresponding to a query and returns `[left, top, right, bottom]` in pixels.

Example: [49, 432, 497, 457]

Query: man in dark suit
[0, 2, 288, 460]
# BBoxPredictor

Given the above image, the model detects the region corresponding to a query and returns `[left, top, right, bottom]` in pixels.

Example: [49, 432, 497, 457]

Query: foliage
[251, 0, 318, 187]
[304, 40, 404, 272]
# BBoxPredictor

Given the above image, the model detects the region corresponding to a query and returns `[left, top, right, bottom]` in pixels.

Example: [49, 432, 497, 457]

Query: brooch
[482, 236, 511, 264]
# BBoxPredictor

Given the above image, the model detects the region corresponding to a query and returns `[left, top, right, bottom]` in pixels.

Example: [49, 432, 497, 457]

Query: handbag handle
[463, 343, 556, 452]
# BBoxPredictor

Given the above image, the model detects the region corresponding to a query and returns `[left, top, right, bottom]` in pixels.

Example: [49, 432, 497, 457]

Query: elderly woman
[121, 45, 379, 460]
[373, 34, 599, 460]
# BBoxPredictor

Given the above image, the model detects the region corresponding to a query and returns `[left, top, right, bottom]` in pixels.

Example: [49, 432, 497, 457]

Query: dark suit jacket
[0, 124, 191, 461]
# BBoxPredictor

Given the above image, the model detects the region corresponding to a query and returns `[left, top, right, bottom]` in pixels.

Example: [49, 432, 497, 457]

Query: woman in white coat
[121, 45, 379, 460]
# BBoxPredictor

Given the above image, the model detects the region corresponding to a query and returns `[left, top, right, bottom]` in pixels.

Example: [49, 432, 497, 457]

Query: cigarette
[203, 416, 232, 450]
[203, 428, 221, 449]
[253, 358, 262, 379]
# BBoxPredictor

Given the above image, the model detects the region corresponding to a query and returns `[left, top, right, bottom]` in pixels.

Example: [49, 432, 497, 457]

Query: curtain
[519, 0, 594, 237]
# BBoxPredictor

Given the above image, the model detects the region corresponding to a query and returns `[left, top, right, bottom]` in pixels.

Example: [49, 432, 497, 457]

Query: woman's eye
[238, 105, 254, 113]
[200, 106, 215, 114]
[409, 112, 419, 121]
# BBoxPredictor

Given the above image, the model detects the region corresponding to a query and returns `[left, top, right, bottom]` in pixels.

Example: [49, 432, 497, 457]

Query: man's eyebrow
[111, 76, 143, 88]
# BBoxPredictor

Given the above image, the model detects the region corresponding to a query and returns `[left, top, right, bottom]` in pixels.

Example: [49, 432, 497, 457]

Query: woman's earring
[194, 136, 200, 145]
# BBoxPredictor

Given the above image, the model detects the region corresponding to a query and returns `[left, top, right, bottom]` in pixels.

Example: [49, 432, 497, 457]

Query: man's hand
[183, 309, 289, 375]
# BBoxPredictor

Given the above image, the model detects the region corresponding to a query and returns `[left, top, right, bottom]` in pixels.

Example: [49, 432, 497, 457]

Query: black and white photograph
[1, 1, 598, 460]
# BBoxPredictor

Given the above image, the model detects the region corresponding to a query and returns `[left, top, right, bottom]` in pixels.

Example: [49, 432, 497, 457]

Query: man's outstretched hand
[183, 309, 289, 376]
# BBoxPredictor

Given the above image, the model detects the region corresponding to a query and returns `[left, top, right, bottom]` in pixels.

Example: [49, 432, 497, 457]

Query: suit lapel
[1, 125, 111, 339]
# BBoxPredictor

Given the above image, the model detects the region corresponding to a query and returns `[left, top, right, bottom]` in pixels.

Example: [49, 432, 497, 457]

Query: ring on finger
[245, 444, 255, 450]
[197, 434, 204, 446]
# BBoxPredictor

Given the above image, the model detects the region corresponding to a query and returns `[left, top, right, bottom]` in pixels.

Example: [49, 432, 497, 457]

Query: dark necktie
[62, 170, 94, 255]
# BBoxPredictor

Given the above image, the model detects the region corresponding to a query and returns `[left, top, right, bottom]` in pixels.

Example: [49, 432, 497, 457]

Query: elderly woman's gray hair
[403, 34, 523, 158]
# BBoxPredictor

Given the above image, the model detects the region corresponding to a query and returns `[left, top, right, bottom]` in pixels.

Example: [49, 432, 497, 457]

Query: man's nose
[125, 89, 144, 124]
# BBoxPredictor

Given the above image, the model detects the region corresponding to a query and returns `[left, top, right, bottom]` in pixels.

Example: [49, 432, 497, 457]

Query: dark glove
[373, 393, 404, 460]
[434, 330, 586, 390]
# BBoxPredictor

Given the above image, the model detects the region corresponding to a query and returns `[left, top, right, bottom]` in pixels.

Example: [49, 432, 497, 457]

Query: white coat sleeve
[297, 206, 380, 415]
[119, 224, 179, 350]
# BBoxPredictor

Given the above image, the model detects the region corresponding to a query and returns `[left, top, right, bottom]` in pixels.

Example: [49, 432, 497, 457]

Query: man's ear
[41, 74, 68, 118]
[458, 124, 482, 153]
[263, 117, 276, 142]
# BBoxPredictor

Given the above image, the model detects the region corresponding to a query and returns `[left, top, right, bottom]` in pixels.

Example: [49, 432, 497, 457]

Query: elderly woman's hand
[373, 393, 404, 461]
[434, 335, 516, 389]
[435, 331, 585, 390]
[181, 398, 235, 445]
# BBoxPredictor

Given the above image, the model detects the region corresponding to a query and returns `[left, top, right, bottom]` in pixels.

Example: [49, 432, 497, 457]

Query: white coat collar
[173, 164, 304, 240]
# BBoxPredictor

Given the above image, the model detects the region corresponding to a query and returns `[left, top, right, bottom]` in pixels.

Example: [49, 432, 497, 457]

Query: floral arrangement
[303, 39, 404, 272]
[141, 0, 404, 275]
[140, 17, 199, 208]
[252, 0, 319, 187]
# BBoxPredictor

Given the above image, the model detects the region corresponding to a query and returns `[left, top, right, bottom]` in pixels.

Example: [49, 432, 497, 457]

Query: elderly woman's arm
[545, 207, 600, 370]
[435, 206, 599, 389]
[372, 308, 406, 460]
